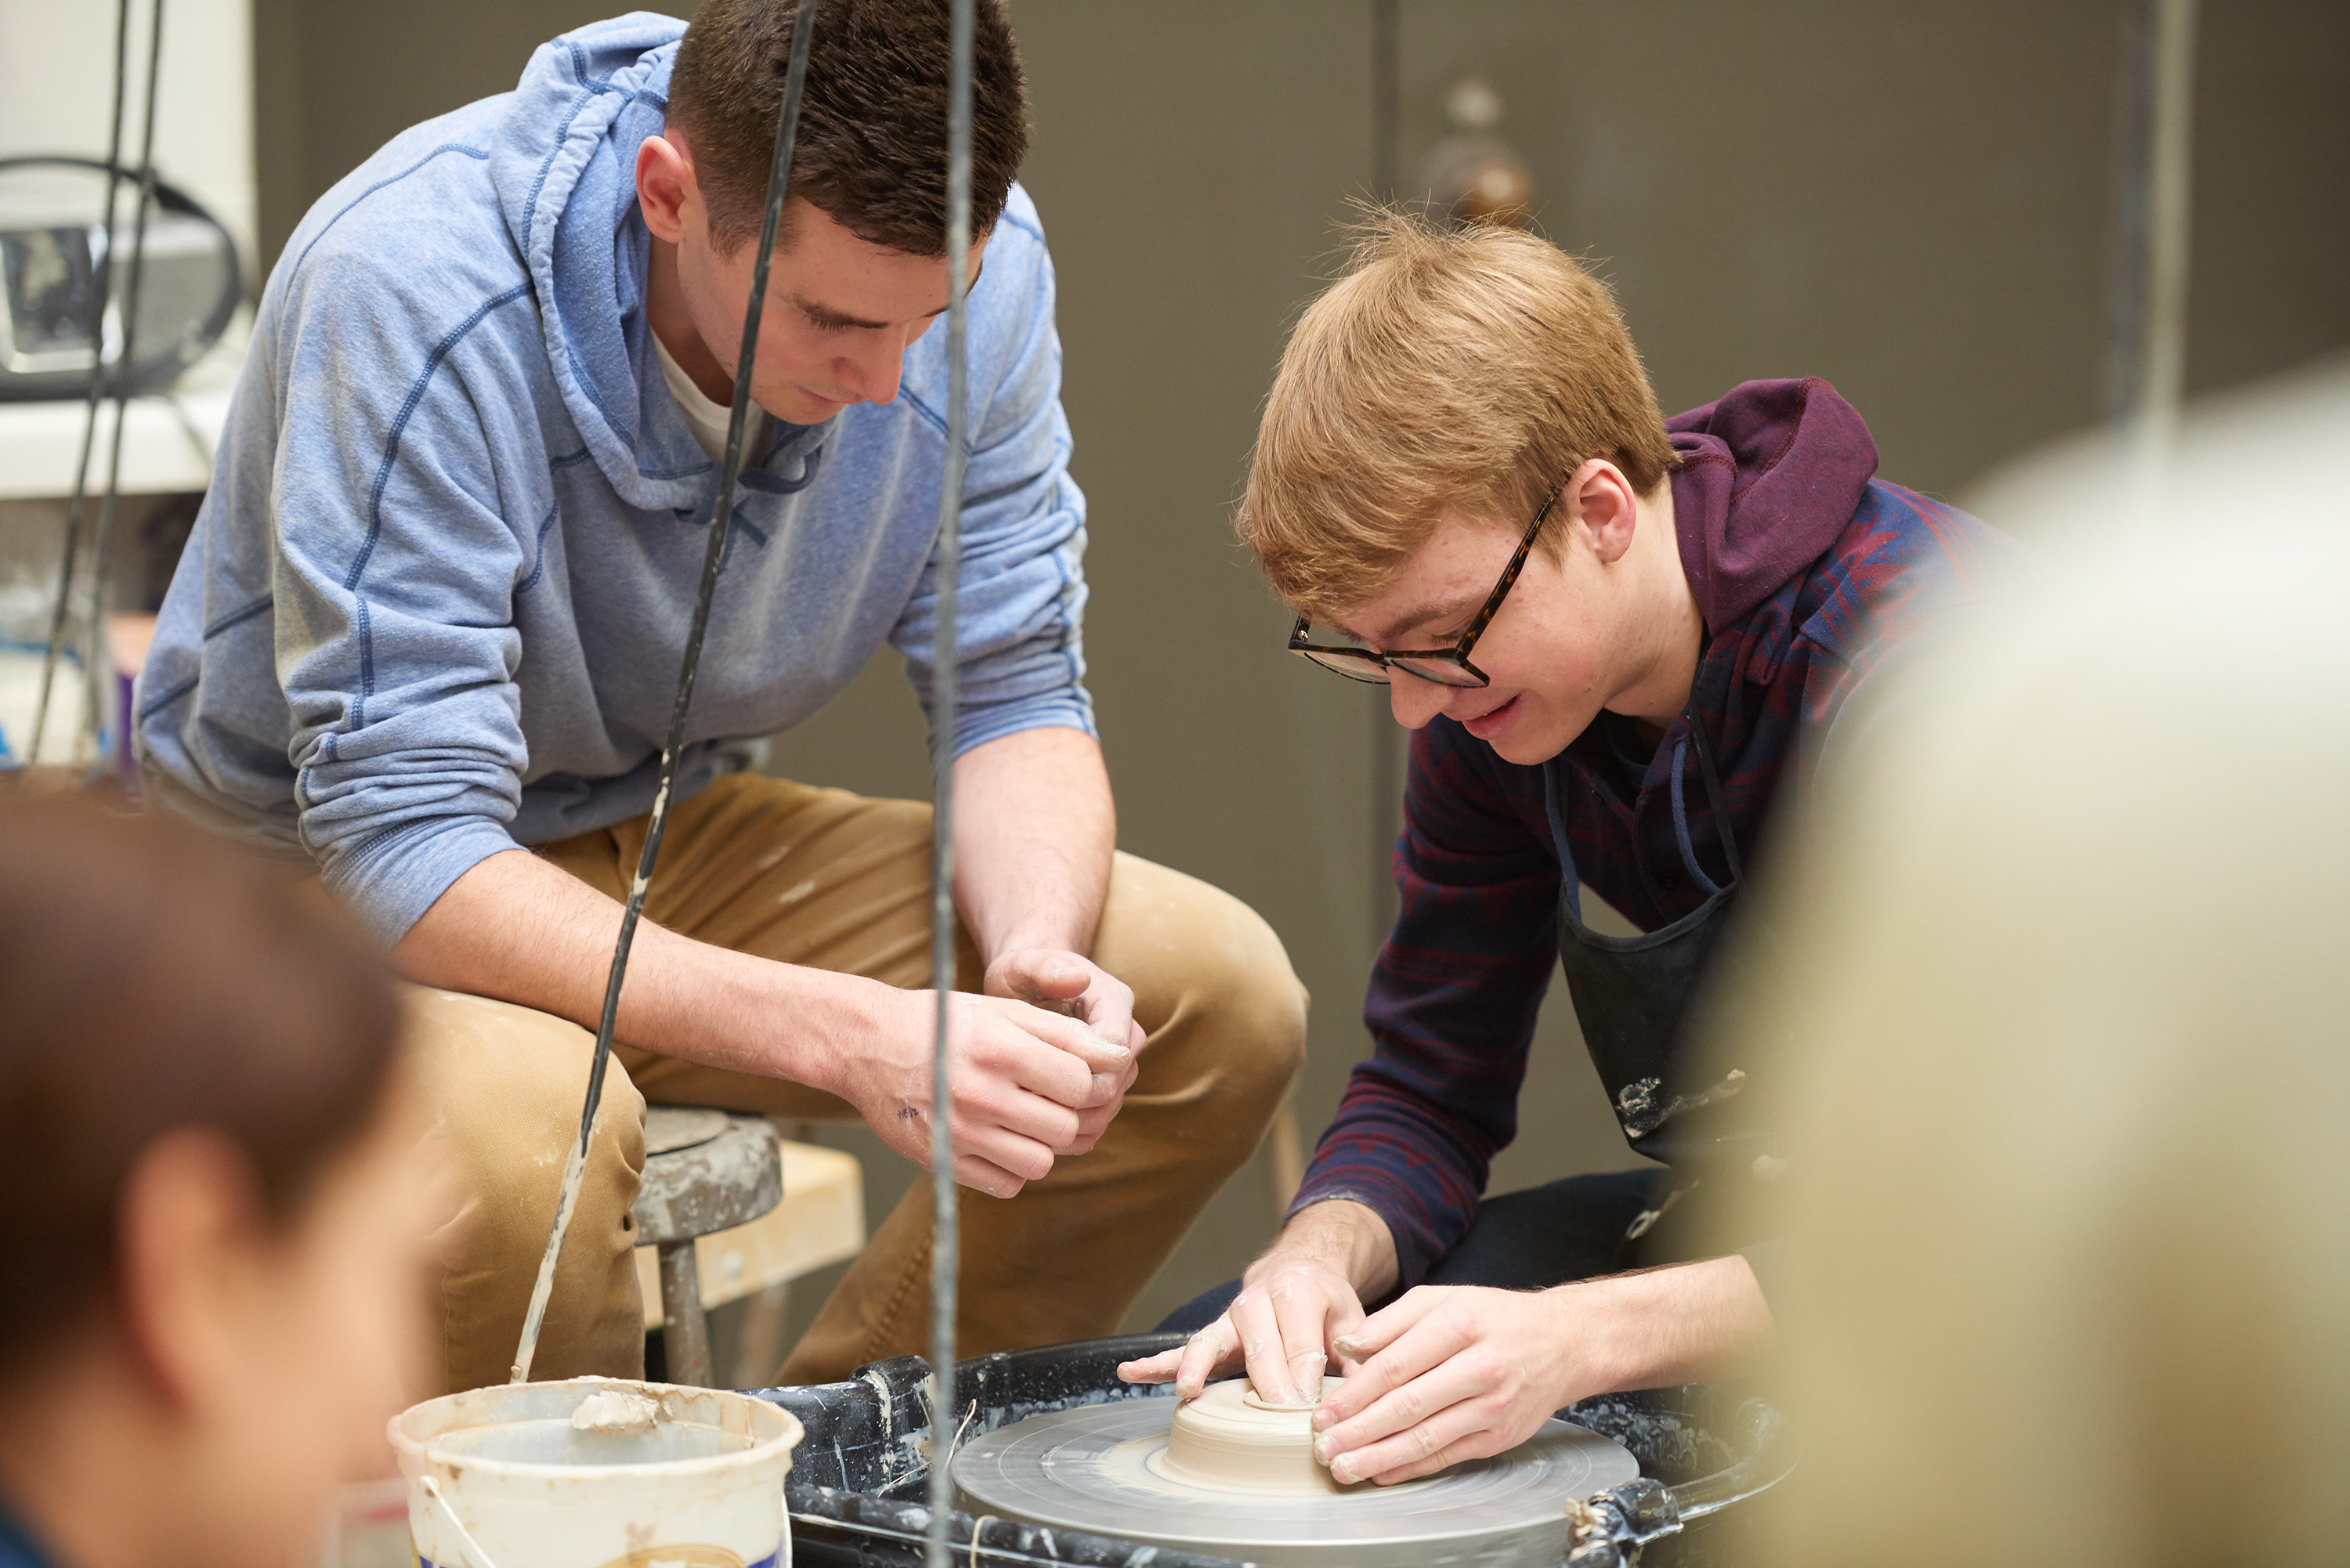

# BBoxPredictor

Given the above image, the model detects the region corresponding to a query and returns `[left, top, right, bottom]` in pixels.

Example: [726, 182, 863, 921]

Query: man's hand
[942, 729, 1137, 1187]
[1310, 1256, 1773, 1486]
[1306, 1284, 1583, 1486]
[986, 947, 1144, 1144]
[1136, 1259, 1365, 1406]
[1116, 1200, 1397, 1405]
[842, 986, 1136, 1200]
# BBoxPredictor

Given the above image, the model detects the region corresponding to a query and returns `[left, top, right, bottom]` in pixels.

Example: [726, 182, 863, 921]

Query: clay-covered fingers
[1230, 1263, 1361, 1407]
[992, 995, 1134, 1107]
[963, 998, 1126, 1115]
[1119, 1264, 1363, 1401]
[1260, 1266, 1354, 1406]
[1113, 1342, 1188, 1385]
[1315, 1327, 1480, 1453]
[1062, 965, 1140, 1075]
[859, 988, 1126, 1196]
[1154, 1314, 1246, 1395]
[987, 947, 1094, 1010]
[987, 950, 1142, 1100]
[1323, 1286, 1454, 1407]
[1318, 1368, 1513, 1486]
[887, 998, 1090, 1194]
[1314, 1285, 1564, 1487]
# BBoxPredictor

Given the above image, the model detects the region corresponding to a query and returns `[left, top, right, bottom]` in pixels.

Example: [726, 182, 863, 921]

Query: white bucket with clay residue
[391, 1378, 804, 1568]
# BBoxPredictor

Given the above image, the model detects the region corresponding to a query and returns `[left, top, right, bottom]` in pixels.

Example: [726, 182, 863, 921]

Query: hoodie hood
[1666, 378, 1879, 631]
[491, 13, 758, 513]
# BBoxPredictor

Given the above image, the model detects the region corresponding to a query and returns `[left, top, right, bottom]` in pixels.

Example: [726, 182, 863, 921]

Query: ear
[114, 1129, 269, 1412]
[635, 130, 697, 245]
[1565, 458, 1642, 566]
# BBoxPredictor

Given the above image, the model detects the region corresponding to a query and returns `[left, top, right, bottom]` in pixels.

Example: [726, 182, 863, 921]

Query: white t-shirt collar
[653, 329, 772, 461]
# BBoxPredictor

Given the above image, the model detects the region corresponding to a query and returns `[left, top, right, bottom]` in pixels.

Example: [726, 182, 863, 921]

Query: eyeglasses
[1287, 487, 1558, 688]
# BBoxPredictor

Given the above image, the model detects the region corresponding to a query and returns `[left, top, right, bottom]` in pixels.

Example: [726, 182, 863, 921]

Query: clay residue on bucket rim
[572, 1386, 663, 1435]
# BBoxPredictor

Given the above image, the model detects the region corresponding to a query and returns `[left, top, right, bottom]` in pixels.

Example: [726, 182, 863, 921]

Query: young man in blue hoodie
[1121, 216, 2019, 1481]
[136, 0, 1307, 1392]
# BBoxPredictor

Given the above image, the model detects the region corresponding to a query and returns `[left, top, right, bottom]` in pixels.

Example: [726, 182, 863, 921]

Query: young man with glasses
[1121, 212, 2018, 1483]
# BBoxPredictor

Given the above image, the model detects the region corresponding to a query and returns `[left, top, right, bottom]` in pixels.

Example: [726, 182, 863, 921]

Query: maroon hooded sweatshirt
[1290, 378, 2020, 1288]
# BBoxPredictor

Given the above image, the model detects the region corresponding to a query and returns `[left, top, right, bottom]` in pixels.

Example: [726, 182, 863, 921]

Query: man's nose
[1387, 674, 1450, 729]
[837, 329, 910, 406]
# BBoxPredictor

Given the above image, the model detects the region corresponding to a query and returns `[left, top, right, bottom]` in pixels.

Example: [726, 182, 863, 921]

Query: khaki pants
[410, 773, 1307, 1393]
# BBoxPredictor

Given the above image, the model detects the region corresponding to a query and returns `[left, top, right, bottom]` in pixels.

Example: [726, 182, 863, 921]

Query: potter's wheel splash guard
[758, 1331, 1795, 1568]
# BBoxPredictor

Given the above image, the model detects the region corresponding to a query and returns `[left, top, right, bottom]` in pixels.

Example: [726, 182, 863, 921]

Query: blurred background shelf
[0, 327, 240, 502]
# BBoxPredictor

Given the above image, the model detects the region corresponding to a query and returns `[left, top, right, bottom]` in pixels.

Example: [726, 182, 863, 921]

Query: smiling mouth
[1462, 694, 1520, 735]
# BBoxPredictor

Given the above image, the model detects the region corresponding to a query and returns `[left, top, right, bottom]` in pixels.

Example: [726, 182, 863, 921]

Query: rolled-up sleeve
[273, 258, 538, 945]
[890, 213, 1093, 757]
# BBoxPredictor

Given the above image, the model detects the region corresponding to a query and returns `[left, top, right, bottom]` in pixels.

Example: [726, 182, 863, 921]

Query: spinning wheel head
[949, 1385, 1640, 1568]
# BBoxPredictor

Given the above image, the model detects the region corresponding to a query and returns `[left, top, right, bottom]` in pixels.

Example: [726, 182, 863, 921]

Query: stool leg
[728, 1280, 793, 1390]
[656, 1239, 712, 1387]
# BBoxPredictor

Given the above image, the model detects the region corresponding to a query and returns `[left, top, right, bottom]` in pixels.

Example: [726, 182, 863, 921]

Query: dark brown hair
[669, 0, 1030, 257]
[0, 794, 403, 1362]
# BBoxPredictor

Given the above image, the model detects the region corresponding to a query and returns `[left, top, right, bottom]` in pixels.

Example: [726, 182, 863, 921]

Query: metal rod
[29, 0, 136, 768]
[925, 0, 974, 1560]
[1370, 0, 1400, 200]
[1366, 0, 1405, 956]
[80, 0, 168, 772]
[2106, 0, 2198, 508]
[508, 0, 822, 1386]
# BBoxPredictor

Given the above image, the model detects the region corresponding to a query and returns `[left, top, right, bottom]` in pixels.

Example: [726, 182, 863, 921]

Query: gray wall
[252, 1, 2350, 1348]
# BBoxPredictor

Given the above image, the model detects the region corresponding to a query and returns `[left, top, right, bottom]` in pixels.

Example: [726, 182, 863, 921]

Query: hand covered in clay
[1311, 1258, 1773, 1486]
[1115, 1257, 1367, 1407]
[854, 984, 1137, 1200]
[985, 947, 1146, 1151]
[1306, 1284, 1584, 1486]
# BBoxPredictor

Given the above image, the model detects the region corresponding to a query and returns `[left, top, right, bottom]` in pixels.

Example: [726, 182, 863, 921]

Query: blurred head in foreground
[0, 795, 427, 1568]
[1735, 367, 2350, 1568]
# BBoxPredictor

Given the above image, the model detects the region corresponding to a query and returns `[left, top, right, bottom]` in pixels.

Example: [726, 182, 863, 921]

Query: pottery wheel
[950, 1386, 1640, 1568]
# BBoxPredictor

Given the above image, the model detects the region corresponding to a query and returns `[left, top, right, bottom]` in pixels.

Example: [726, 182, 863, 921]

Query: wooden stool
[632, 1107, 783, 1386]
[631, 1112, 868, 1388]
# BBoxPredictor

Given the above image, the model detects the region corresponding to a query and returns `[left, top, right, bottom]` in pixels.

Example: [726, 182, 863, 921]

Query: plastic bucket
[391, 1378, 804, 1568]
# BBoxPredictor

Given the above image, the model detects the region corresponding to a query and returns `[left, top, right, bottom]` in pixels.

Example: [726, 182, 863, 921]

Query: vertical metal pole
[926, 1, 974, 1560]
[508, 0, 822, 1387]
[2106, 0, 2198, 513]
[1370, 0, 1401, 200]
[81, 0, 168, 769]
[1366, 0, 1405, 956]
[29, 0, 136, 768]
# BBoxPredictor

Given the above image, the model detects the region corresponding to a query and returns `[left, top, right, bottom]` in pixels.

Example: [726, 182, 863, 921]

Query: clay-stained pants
[410, 774, 1308, 1394]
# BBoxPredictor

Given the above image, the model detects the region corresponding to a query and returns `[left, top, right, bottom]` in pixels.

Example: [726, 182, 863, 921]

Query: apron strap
[1668, 739, 1724, 898]
[1540, 758, 1588, 927]
[1546, 709, 1744, 920]
[1683, 706, 1744, 886]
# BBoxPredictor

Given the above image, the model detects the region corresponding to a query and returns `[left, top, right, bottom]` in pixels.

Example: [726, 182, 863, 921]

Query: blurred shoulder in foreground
[1716, 358, 2350, 1568]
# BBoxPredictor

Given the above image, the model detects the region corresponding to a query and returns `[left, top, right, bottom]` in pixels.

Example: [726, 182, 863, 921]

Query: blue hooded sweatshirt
[136, 14, 1092, 945]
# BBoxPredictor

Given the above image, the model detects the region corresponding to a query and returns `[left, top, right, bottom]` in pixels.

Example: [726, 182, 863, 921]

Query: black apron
[1541, 708, 1781, 1240]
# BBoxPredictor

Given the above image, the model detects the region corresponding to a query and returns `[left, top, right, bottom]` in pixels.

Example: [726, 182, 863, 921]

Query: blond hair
[1236, 211, 1676, 619]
